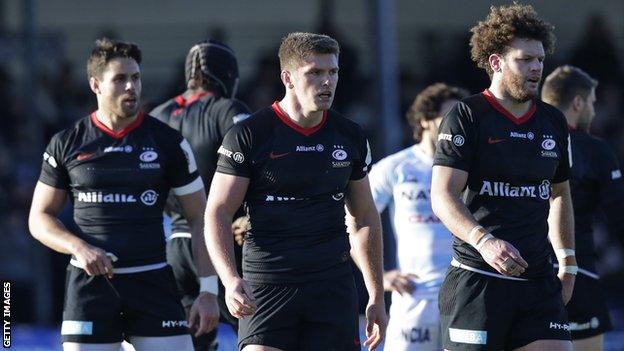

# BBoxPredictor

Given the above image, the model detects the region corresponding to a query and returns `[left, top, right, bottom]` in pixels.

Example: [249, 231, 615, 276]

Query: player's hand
[363, 299, 387, 351]
[188, 292, 220, 337]
[73, 242, 115, 278]
[478, 238, 528, 277]
[558, 271, 576, 305]
[383, 270, 417, 295]
[231, 216, 249, 246]
[224, 277, 256, 319]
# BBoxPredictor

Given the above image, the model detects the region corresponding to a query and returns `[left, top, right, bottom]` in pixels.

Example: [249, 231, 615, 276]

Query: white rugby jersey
[369, 145, 453, 292]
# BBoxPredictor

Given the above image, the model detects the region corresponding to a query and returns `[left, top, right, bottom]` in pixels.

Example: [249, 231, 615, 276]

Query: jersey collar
[482, 89, 536, 125]
[90, 111, 145, 139]
[174, 91, 213, 107]
[271, 101, 327, 137]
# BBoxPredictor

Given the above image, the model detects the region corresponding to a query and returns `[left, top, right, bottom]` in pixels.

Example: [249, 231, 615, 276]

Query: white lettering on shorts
[448, 328, 487, 345]
[61, 321, 93, 335]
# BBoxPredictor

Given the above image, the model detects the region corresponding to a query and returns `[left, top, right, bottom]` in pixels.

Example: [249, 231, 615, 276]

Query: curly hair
[470, 3, 555, 77]
[406, 83, 469, 142]
[87, 38, 142, 79]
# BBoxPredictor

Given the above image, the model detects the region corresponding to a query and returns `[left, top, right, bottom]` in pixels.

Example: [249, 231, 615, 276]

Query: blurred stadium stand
[1, 0, 623, 349]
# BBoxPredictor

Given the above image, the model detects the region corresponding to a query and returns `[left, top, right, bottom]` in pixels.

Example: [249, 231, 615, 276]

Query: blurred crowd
[2, 15, 624, 325]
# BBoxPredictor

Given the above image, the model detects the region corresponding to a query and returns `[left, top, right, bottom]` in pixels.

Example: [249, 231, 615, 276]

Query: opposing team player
[431, 4, 576, 351]
[28, 38, 214, 351]
[542, 65, 624, 351]
[367, 83, 468, 351]
[204, 32, 387, 350]
[151, 39, 251, 351]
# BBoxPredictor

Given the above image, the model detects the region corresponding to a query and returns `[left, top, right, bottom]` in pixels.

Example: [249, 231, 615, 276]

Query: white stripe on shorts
[451, 258, 528, 281]
[69, 260, 167, 274]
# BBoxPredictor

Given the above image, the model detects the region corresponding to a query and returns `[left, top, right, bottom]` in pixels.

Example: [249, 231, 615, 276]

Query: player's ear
[281, 70, 294, 89]
[489, 54, 502, 73]
[571, 95, 584, 112]
[89, 76, 100, 94]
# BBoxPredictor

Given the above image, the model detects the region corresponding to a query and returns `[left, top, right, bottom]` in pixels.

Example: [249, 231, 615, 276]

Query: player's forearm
[204, 206, 240, 286]
[188, 215, 216, 277]
[548, 182, 576, 265]
[431, 189, 480, 243]
[28, 211, 85, 256]
[349, 215, 384, 302]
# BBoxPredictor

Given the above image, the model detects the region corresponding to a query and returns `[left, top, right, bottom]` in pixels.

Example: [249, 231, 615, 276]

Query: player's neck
[278, 96, 324, 129]
[488, 82, 533, 118]
[418, 133, 436, 158]
[95, 109, 138, 132]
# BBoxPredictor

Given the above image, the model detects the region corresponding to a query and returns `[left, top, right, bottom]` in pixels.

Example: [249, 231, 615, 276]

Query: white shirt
[369, 145, 453, 292]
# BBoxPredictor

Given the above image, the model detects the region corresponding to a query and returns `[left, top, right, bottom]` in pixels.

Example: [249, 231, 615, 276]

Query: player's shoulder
[149, 97, 177, 120]
[579, 132, 614, 155]
[144, 113, 184, 139]
[327, 109, 366, 139]
[49, 114, 93, 144]
[445, 93, 485, 123]
[536, 100, 567, 125]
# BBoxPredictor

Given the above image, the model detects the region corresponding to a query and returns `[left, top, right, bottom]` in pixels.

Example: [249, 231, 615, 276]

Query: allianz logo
[78, 192, 136, 203]
[479, 180, 550, 200]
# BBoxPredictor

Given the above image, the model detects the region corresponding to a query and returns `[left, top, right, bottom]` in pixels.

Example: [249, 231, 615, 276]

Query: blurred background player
[28, 38, 213, 351]
[151, 39, 251, 351]
[431, 3, 576, 350]
[542, 65, 624, 351]
[367, 83, 468, 351]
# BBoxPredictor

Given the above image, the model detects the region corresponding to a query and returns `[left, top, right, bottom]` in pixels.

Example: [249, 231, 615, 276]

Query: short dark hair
[541, 65, 598, 110]
[87, 38, 142, 79]
[406, 83, 469, 142]
[278, 32, 340, 71]
[470, 3, 555, 77]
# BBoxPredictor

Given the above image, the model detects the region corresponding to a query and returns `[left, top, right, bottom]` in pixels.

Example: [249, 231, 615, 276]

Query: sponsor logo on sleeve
[437, 133, 465, 147]
[233, 152, 245, 163]
[612, 170, 622, 180]
[43, 152, 58, 168]
[61, 321, 93, 335]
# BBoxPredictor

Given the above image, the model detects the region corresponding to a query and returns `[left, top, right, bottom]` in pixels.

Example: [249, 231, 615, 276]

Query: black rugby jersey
[434, 90, 570, 278]
[568, 129, 624, 273]
[39, 112, 203, 267]
[151, 93, 250, 233]
[216, 102, 371, 284]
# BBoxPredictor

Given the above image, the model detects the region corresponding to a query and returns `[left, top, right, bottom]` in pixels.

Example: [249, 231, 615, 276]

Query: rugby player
[430, 4, 576, 350]
[366, 83, 468, 351]
[204, 32, 387, 350]
[542, 65, 624, 351]
[151, 39, 251, 351]
[28, 38, 212, 351]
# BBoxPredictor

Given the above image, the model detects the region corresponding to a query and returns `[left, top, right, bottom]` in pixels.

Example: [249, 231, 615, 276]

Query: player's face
[578, 88, 596, 131]
[291, 53, 339, 112]
[500, 38, 545, 103]
[95, 57, 141, 118]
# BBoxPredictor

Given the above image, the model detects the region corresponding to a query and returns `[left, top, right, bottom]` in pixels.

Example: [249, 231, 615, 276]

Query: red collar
[90, 111, 145, 139]
[482, 89, 536, 125]
[174, 92, 213, 107]
[271, 101, 327, 136]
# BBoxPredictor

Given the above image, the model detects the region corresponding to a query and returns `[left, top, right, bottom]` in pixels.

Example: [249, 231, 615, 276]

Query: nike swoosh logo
[269, 151, 290, 159]
[77, 152, 96, 161]
[487, 137, 505, 144]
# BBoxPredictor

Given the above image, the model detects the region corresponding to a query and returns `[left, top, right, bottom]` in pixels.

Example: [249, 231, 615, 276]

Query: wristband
[467, 225, 485, 246]
[475, 233, 495, 252]
[559, 265, 578, 275]
[554, 248, 575, 260]
[199, 276, 219, 295]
